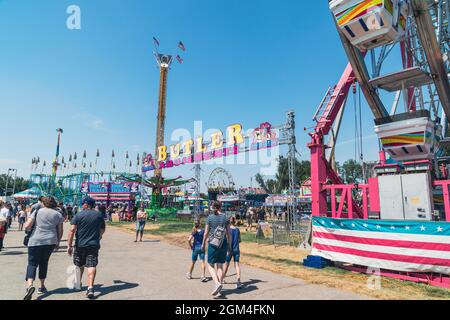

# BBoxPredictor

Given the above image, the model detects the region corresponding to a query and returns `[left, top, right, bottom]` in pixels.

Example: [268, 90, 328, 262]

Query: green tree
[255, 156, 311, 194]
[0, 174, 30, 196]
[339, 159, 363, 184]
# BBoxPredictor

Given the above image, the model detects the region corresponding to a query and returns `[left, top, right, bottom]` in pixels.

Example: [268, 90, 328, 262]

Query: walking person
[66, 204, 73, 222]
[186, 220, 207, 282]
[0, 201, 9, 229]
[67, 196, 106, 299]
[245, 207, 256, 232]
[201, 201, 232, 297]
[107, 205, 114, 222]
[0, 217, 6, 252]
[134, 206, 147, 242]
[31, 196, 44, 215]
[23, 196, 64, 300]
[18, 207, 27, 231]
[223, 216, 243, 289]
[5, 202, 13, 230]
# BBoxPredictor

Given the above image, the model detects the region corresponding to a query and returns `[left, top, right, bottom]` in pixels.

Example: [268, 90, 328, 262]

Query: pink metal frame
[434, 180, 450, 222]
[323, 184, 369, 219]
[309, 63, 364, 219]
[340, 265, 450, 289]
[308, 64, 450, 289]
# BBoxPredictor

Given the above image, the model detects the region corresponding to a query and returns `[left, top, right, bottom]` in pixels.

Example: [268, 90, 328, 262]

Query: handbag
[209, 225, 226, 248]
[23, 209, 40, 247]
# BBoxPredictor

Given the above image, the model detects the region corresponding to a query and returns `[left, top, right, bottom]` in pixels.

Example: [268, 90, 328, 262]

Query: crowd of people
[1, 196, 106, 300]
[186, 201, 242, 297]
[0, 194, 310, 300]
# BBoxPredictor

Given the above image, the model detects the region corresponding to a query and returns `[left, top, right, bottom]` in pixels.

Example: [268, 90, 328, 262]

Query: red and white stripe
[311, 226, 450, 275]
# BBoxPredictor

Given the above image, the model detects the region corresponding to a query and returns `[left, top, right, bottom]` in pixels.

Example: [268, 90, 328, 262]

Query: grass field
[108, 220, 450, 300]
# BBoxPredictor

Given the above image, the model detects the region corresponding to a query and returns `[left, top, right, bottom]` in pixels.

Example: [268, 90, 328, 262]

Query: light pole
[10, 169, 18, 198]
[4, 168, 16, 199]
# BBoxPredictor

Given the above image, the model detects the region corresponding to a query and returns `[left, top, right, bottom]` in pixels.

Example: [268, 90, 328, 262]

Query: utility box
[378, 173, 434, 221]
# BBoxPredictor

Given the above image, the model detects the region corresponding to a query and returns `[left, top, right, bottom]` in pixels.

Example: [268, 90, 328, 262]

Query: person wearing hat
[67, 196, 106, 299]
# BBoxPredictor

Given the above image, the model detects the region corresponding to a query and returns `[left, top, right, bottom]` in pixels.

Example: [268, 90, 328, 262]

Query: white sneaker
[186, 273, 192, 280]
[211, 284, 223, 296]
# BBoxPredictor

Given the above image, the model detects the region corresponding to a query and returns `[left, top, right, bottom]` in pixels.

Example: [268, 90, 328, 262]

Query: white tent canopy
[12, 187, 42, 199]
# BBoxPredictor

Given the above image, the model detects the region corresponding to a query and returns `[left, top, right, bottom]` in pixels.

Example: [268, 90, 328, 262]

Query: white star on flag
[363, 224, 368, 228]
[351, 223, 356, 227]
[420, 226, 426, 231]
[405, 226, 410, 230]
[321, 220, 325, 224]
[340, 223, 344, 227]
[437, 226, 443, 232]
[390, 226, 395, 230]
[376, 225, 381, 229]
[330, 222, 335, 225]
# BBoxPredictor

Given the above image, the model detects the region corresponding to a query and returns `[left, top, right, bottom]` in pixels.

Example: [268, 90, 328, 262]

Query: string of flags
[31, 149, 147, 174]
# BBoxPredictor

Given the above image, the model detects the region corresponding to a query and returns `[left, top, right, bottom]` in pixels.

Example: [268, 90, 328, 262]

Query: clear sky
[0, 0, 400, 191]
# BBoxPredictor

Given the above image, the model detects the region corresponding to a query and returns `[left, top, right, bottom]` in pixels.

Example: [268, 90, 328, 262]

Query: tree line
[255, 157, 366, 194]
[0, 174, 30, 197]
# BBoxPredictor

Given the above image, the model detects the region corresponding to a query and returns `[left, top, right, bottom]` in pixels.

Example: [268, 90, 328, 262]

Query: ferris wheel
[326, 0, 450, 163]
[207, 168, 236, 193]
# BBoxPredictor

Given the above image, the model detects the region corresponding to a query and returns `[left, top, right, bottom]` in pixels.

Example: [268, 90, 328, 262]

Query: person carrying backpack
[201, 201, 232, 297]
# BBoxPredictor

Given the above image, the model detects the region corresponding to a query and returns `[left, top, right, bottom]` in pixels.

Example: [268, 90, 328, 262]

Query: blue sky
[0, 0, 400, 191]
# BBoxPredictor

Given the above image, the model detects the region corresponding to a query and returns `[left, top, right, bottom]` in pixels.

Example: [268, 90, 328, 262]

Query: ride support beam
[309, 139, 328, 217]
[411, 0, 450, 119]
[316, 63, 355, 135]
[336, 21, 389, 120]
[154, 65, 169, 179]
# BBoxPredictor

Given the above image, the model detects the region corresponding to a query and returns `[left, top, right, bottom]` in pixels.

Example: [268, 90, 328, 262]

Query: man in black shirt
[67, 196, 106, 299]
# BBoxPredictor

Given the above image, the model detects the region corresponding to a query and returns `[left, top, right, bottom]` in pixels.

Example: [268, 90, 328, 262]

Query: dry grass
[109, 222, 450, 300]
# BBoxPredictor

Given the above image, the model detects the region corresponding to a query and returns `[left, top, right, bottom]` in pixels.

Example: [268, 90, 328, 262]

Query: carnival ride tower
[149, 38, 185, 207]
[153, 53, 173, 190]
[50, 128, 64, 192]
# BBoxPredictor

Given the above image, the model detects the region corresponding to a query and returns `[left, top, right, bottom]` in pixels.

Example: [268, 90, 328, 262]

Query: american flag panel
[311, 217, 450, 275]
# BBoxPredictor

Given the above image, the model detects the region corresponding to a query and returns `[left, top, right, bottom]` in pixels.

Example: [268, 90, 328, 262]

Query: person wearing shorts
[67, 196, 105, 299]
[223, 216, 242, 289]
[201, 202, 232, 297]
[186, 220, 207, 282]
[18, 208, 27, 231]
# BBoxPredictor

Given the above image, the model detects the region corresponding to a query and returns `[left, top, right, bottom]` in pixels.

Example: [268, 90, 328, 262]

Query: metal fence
[264, 218, 312, 247]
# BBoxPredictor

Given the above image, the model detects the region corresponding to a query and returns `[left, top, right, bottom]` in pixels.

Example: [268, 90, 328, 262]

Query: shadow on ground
[36, 280, 139, 300]
[216, 278, 266, 300]
[0, 251, 25, 256]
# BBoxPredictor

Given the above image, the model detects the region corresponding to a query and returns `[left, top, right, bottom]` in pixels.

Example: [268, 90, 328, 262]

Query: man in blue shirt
[67, 196, 105, 299]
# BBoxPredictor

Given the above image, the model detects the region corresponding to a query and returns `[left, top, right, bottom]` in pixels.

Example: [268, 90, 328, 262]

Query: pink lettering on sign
[194, 153, 203, 162]
[214, 149, 223, 158]
[203, 152, 212, 161]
